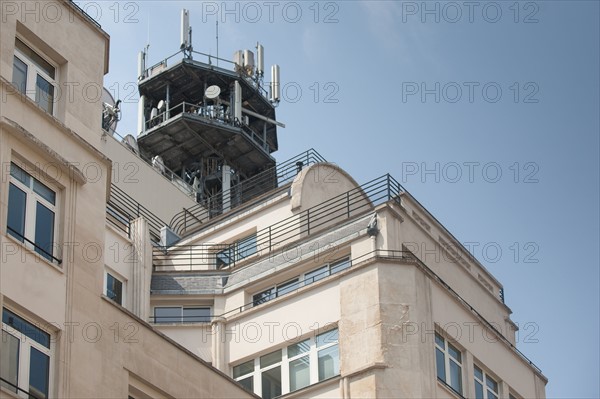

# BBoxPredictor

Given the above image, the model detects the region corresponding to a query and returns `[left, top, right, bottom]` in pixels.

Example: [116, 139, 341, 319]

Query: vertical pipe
[222, 165, 231, 212]
[166, 84, 170, 119]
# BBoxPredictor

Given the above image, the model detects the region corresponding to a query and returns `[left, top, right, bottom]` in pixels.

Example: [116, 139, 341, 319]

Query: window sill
[2, 233, 64, 274]
[0, 384, 20, 399]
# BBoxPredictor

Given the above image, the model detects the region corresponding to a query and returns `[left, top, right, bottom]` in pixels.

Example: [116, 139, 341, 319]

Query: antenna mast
[216, 19, 219, 66]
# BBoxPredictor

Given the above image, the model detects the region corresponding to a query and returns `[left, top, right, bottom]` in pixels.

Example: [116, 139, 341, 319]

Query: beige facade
[1, 1, 547, 399]
[0, 2, 255, 398]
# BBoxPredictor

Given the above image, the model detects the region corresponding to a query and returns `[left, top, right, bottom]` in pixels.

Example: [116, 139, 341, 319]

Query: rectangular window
[153, 306, 211, 323]
[12, 38, 56, 114]
[232, 328, 340, 398]
[474, 365, 499, 399]
[105, 272, 123, 305]
[7, 163, 58, 263]
[1, 308, 51, 398]
[216, 233, 258, 269]
[435, 332, 463, 395]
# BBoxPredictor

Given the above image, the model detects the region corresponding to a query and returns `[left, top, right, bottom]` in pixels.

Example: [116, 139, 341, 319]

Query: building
[1, 2, 547, 398]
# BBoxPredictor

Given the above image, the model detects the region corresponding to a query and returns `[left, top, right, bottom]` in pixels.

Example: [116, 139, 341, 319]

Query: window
[435, 332, 463, 395]
[1, 308, 51, 398]
[252, 257, 350, 307]
[232, 328, 340, 398]
[474, 365, 498, 399]
[7, 162, 58, 263]
[105, 272, 124, 305]
[12, 38, 56, 114]
[216, 234, 257, 269]
[252, 278, 300, 307]
[153, 306, 211, 323]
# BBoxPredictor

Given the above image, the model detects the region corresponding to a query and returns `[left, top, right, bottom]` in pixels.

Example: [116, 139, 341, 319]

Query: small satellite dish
[152, 155, 166, 174]
[157, 100, 165, 111]
[101, 87, 121, 135]
[123, 134, 139, 155]
[205, 85, 221, 100]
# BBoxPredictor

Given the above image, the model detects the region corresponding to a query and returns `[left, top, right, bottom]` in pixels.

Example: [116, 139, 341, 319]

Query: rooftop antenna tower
[136, 9, 285, 215]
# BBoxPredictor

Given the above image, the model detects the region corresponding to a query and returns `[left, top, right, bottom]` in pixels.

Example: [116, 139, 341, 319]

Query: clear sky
[88, 1, 599, 397]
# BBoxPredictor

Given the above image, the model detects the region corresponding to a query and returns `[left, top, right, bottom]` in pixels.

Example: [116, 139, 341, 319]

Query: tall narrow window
[105, 272, 124, 305]
[12, 38, 56, 114]
[7, 163, 58, 263]
[434, 332, 463, 395]
[474, 365, 499, 399]
[1, 308, 51, 398]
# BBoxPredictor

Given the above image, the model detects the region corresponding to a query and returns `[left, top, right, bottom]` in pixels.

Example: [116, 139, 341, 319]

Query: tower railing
[169, 149, 327, 237]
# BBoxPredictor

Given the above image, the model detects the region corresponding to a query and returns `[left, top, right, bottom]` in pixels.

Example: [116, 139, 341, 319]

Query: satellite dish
[152, 155, 166, 174]
[101, 87, 121, 135]
[157, 100, 165, 111]
[205, 85, 221, 100]
[123, 134, 139, 155]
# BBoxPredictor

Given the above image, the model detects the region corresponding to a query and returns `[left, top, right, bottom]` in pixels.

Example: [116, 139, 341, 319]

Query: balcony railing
[169, 149, 327, 237]
[145, 101, 272, 153]
[154, 174, 403, 272]
[106, 183, 168, 243]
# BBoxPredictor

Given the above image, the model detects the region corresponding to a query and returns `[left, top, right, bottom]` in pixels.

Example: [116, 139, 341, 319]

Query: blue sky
[89, 1, 599, 396]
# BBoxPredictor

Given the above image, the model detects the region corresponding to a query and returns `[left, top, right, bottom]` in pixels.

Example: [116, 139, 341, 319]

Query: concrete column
[130, 217, 152, 321]
[212, 320, 226, 372]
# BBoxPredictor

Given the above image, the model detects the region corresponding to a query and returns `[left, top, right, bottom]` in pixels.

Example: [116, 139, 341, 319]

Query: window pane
[10, 163, 31, 186]
[449, 359, 462, 394]
[474, 365, 483, 381]
[276, 279, 299, 297]
[486, 375, 498, 392]
[316, 328, 338, 347]
[435, 348, 446, 381]
[15, 38, 55, 79]
[238, 376, 253, 391]
[260, 350, 281, 369]
[0, 330, 20, 393]
[289, 355, 310, 392]
[253, 288, 275, 306]
[106, 274, 123, 305]
[7, 183, 27, 241]
[36, 74, 54, 114]
[216, 247, 232, 269]
[233, 360, 254, 378]
[330, 258, 351, 274]
[318, 344, 339, 381]
[237, 234, 257, 260]
[29, 347, 50, 399]
[448, 343, 461, 363]
[261, 365, 281, 399]
[33, 180, 56, 205]
[35, 202, 55, 260]
[182, 307, 210, 323]
[12, 56, 27, 93]
[435, 332, 445, 348]
[154, 307, 181, 323]
[288, 339, 310, 358]
[2, 309, 50, 348]
[475, 380, 484, 399]
[304, 265, 329, 284]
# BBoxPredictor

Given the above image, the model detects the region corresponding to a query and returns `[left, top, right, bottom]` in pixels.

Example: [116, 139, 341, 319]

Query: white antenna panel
[180, 9, 190, 49]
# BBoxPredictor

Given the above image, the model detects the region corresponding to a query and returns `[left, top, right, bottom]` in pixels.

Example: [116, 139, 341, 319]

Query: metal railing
[6, 226, 62, 265]
[106, 184, 168, 242]
[142, 49, 270, 100]
[1, 376, 43, 399]
[169, 149, 327, 237]
[144, 100, 271, 153]
[155, 174, 403, 271]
